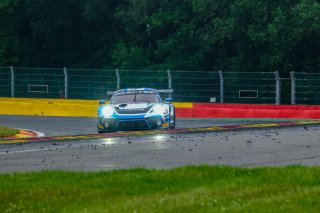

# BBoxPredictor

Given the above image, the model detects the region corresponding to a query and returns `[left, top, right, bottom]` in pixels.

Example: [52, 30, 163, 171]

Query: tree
[0, 0, 32, 65]
[1, 0, 320, 73]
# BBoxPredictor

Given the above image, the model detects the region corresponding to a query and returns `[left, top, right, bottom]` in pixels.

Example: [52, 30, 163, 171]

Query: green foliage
[1, 166, 320, 212]
[0, 126, 19, 137]
[1, 0, 320, 73]
[111, 41, 149, 69]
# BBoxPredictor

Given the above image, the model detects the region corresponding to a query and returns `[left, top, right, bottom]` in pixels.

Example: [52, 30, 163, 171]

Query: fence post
[115, 69, 120, 90]
[10, 66, 15, 98]
[167, 69, 172, 98]
[290, 71, 296, 105]
[275, 71, 281, 105]
[219, 71, 224, 103]
[63, 67, 68, 99]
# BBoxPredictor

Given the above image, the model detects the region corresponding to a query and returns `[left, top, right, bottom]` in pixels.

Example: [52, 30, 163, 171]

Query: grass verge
[1, 166, 320, 212]
[0, 126, 19, 138]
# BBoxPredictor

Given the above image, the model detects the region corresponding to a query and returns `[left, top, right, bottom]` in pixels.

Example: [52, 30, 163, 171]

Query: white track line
[0, 145, 81, 155]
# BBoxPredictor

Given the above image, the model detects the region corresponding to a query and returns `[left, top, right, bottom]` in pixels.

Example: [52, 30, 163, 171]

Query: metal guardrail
[0, 66, 317, 104]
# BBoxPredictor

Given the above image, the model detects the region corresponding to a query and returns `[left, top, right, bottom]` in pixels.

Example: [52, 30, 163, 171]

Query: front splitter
[1, 120, 320, 145]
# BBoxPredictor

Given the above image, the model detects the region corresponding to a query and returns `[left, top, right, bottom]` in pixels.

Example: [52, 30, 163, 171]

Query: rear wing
[157, 89, 174, 94]
[107, 89, 173, 96]
[107, 91, 115, 96]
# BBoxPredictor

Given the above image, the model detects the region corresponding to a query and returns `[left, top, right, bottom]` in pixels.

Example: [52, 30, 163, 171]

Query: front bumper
[97, 115, 169, 131]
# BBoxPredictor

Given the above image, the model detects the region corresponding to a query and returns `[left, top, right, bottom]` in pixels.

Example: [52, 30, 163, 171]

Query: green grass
[1, 166, 320, 212]
[0, 126, 19, 138]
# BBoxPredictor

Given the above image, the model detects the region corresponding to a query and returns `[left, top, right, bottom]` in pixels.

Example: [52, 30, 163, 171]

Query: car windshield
[110, 91, 160, 104]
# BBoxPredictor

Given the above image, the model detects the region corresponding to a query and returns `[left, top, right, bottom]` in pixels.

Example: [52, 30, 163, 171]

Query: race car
[97, 88, 175, 132]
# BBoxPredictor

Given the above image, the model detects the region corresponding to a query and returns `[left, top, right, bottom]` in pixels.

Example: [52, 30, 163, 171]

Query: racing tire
[97, 130, 105, 133]
[98, 129, 116, 133]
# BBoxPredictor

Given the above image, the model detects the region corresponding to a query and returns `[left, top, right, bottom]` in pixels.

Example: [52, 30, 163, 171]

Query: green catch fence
[171, 71, 220, 103]
[13, 67, 64, 99]
[67, 69, 117, 100]
[295, 72, 320, 105]
[119, 69, 168, 101]
[223, 72, 277, 104]
[1, 66, 318, 105]
[0, 67, 10, 97]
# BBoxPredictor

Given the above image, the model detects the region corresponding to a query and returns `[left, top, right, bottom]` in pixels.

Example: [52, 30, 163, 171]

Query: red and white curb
[4, 129, 45, 140]
[1, 120, 320, 145]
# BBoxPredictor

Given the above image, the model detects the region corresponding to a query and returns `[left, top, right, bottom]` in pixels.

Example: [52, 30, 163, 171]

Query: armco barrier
[178, 103, 320, 119]
[1, 98, 320, 119]
[0, 98, 98, 117]
[0, 98, 192, 117]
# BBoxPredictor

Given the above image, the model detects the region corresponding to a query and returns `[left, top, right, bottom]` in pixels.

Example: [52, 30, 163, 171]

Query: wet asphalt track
[0, 115, 320, 172]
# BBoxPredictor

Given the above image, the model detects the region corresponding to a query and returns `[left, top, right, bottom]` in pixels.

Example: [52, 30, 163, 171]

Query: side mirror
[99, 100, 106, 105]
[165, 98, 172, 103]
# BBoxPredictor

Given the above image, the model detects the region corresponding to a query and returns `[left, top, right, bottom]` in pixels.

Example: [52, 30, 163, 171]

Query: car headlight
[153, 104, 166, 114]
[101, 106, 114, 117]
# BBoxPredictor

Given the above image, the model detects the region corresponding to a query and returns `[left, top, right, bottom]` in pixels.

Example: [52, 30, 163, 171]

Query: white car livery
[97, 88, 175, 132]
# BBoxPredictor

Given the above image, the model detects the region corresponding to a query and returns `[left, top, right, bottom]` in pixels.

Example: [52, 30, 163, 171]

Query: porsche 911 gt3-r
[97, 88, 175, 132]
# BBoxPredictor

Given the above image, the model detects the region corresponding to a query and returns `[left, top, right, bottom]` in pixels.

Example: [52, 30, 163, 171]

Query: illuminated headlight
[153, 104, 166, 114]
[102, 106, 114, 117]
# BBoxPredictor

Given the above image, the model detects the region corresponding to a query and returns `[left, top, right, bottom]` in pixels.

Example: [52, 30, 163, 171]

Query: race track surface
[0, 115, 320, 172]
[0, 115, 275, 136]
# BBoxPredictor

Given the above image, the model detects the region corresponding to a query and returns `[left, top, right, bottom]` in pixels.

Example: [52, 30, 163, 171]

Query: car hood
[111, 103, 155, 114]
